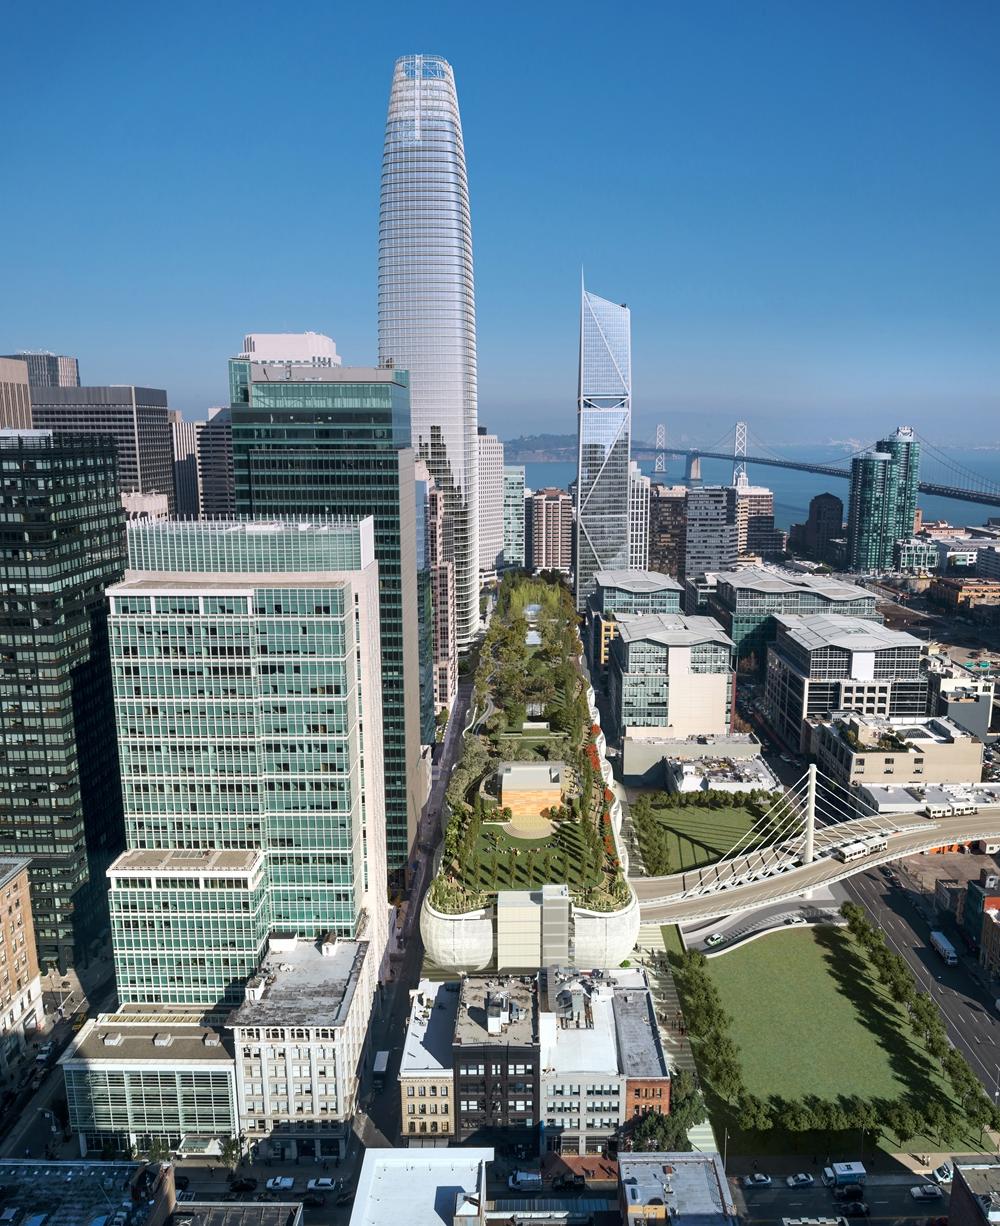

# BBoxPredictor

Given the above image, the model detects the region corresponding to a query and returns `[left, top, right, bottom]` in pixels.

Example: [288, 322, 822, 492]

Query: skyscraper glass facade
[106, 519, 387, 1007]
[576, 288, 632, 610]
[847, 450, 896, 572]
[379, 53, 479, 649]
[0, 431, 125, 971]
[230, 364, 421, 875]
[878, 426, 921, 544]
[502, 466, 525, 570]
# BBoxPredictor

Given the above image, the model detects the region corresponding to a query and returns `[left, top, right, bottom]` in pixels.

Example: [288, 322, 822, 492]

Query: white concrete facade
[477, 430, 505, 579]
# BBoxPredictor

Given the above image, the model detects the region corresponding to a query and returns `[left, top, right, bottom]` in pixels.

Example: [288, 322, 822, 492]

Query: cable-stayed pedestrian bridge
[633, 767, 1000, 923]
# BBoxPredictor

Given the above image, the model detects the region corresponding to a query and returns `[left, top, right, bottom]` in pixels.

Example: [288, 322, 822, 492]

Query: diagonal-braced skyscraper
[575, 285, 632, 609]
[379, 53, 479, 650]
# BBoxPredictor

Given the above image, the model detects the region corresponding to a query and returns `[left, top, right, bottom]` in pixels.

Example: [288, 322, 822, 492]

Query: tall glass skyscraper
[379, 53, 479, 649]
[847, 427, 920, 573]
[575, 286, 632, 609]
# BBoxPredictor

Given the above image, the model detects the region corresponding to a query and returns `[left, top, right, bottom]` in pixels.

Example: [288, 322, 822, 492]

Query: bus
[834, 837, 888, 864]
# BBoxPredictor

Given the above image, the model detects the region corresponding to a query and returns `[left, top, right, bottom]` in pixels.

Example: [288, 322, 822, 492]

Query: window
[406, 1086, 414, 1097]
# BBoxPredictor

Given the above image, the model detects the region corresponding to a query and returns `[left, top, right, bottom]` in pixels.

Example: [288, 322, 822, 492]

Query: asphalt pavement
[843, 866, 1000, 1099]
[739, 1177, 949, 1226]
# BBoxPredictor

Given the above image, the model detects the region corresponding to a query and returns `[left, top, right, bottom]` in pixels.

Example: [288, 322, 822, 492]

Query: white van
[508, 1172, 543, 1192]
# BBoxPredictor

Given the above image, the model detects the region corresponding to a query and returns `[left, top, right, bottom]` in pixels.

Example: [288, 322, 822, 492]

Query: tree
[220, 1135, 242, 1173]
[884, 1101, 923, 1144]
[737, 1092, 773, 1132]
[144, 1136, 171, 1163]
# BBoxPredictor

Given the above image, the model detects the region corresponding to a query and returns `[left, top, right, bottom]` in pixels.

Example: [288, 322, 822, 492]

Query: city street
[739, 1177, 950, 1226]
[844, 866, 1000, 1101]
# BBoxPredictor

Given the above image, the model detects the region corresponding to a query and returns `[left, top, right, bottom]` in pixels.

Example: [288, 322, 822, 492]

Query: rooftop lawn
[647, 801, 757, 872]
[692, 926, 982, 1157]
[460, 819, 602, 893]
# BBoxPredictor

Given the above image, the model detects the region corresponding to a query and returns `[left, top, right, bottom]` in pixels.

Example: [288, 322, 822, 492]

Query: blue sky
[1, 0, 998, 445]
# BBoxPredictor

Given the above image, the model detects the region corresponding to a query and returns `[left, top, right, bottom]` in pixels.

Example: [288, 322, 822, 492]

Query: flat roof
[0, 855, 31, 890]
[715, 566, 872, 601]
[616, 613, 733, 649]
[612, 987, 669, 1078]
[400, 981, 460, 1077]
[955, 1162, 1000, 1223]
[249, 363, 404, 386]
[110, 572, 361, 593]
[228, 938, 368, 1029]
[618, 1153, 737, 1226]
[539, 971, 619, 1075]
[455, 976, 536, 1047]
[595, 569, 683, 594]
[775, 613, 920, 653]
[174, 1207, 304, 1226]
[62, 1017, 233, 1066]
[108, 848, 262, 875]
[499, 762, 565, 787]
[349, 1148, 493, 1226]
[828, 713, 973, 746]
[0, 1160, 165, 1226]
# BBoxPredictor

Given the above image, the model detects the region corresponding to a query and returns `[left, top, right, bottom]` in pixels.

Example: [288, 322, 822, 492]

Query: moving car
[910, 1185, 944, 1202]
[742, 1173, 771, 1189]
[705, 933, 725, 948]
[930, 1164, 952, 1185]
[786, 1173, 814, 1188]
[785, 916, 807, 926]
[265, 1177, 295, 1192]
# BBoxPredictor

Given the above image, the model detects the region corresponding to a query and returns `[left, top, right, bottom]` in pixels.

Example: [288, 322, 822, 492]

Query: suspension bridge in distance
[632, 425, 1000, 510]
[631, 766, 1000, 924]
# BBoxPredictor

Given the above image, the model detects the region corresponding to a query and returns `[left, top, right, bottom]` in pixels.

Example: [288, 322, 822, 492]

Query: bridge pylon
[804, 763, 816, 866]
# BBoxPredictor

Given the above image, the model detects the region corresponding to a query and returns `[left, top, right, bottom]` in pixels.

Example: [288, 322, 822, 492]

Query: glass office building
[106, 519, 388, 1007]
[379, 53, 480, 650]
[502, 466, 526, 570]
[230, 362, 421, 876]
[575, 287, 632, 610]
[0, 430, 126, 972]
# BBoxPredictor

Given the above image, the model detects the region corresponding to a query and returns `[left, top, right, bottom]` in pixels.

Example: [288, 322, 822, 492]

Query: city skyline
[1, 3, 997, 443]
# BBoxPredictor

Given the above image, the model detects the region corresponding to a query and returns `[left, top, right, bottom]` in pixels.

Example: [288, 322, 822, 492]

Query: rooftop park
[428, 574, 631, 915]
[668, 902, 1000, 1159]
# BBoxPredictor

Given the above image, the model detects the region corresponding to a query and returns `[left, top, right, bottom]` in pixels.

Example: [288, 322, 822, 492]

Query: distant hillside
[503, 433, 576, 462]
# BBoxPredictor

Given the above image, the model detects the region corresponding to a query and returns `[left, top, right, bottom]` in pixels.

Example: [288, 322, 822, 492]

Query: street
[844, 866, 1000, 1100]
[739, 1177, 949, 1226]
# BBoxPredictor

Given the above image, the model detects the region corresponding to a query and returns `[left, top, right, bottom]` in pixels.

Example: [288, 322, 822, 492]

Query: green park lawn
[457, 819, 601, 893]
[645, 801, 756, 872]
[680, 926, 982, 1157]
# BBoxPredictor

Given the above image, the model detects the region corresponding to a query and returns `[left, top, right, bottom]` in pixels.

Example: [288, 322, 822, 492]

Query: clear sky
[1, 0, 997, 445]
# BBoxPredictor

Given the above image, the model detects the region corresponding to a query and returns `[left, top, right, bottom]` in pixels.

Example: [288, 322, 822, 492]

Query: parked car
[742, 1174, 771, 1189]
[931, 1164, 953, 1185]
[842, 1203, 869, 1216]
[911, 1185, 944, 1202]
[230, 1177, 257, 1193]
[307, 1178, 342, 1192]
[786, 1173, 814, 1188]
[705, 933, 725, 947]
[266, 1177, 295, 1192]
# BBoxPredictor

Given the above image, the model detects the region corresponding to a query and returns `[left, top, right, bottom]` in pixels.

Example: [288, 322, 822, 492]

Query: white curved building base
[420, 899, 494, 971]
[573, 887, 641, 968]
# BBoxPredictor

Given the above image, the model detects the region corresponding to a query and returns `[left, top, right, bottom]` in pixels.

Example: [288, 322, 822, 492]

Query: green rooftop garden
[428, 574, 631, 915]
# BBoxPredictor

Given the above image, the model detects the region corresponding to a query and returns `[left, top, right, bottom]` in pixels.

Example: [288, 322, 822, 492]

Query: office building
[399, 979, 460, 1144]
[925, 652, 995, 740]
[734, 481, 785, 556]
[229, 933, 379, 1160]
[476, 428, 504, 580]
[31, 385, 175, 513]
[765, 614, 928, 752]
[380, 54, 480, 650]
[502, 465, 526, 570]
[962, 869, 1000, 952]
[417, 460, 458, 712]
[0, 430, 126, 971]
[811, 713, 982, 788]
[532, 487, 573, 574]
[169, 409, 201, 516]
[608, 614, 735, 742]
[414, 467, 437, 743]
[0, 350, 79, 388]
[350, 1149, 493, 1226]
[61, 1011, 237, 1156]
[628, 461, 651, 570]
[453, 976, 539, 1145]
[707, 567, 880, 665]
[0, 358, 31, 429]
[0, 858, 42, 1078]
[619, 1153, 737, 1226]
[587, 570, 683, 678]
[106, 518, 388, 1007]
[238, 331, 342, 367]
[879, 425, 921, 543]
[979, 545, 1000, 581]
[684, 486, 738, 578]
[648, 484, 687, 579]
[789, 492, 844, 562]
[929, 576, 1000, 612]
[949, 1162, 1000, 1226]
[230, 358, 422, 875]
[893, 537, 939, 573]
[575, 287, 632, 609]
[120, 491, 170, 521]
[197, 406, 235, 516]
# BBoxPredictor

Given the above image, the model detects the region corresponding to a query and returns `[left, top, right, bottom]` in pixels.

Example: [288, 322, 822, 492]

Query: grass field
[648, 802, 756, 871]
[458, 819, 601, 892]
[681, 927, 983, 1157]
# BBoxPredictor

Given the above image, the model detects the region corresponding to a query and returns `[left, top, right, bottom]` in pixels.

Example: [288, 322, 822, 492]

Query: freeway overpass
[633, 807, 1000, 924]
